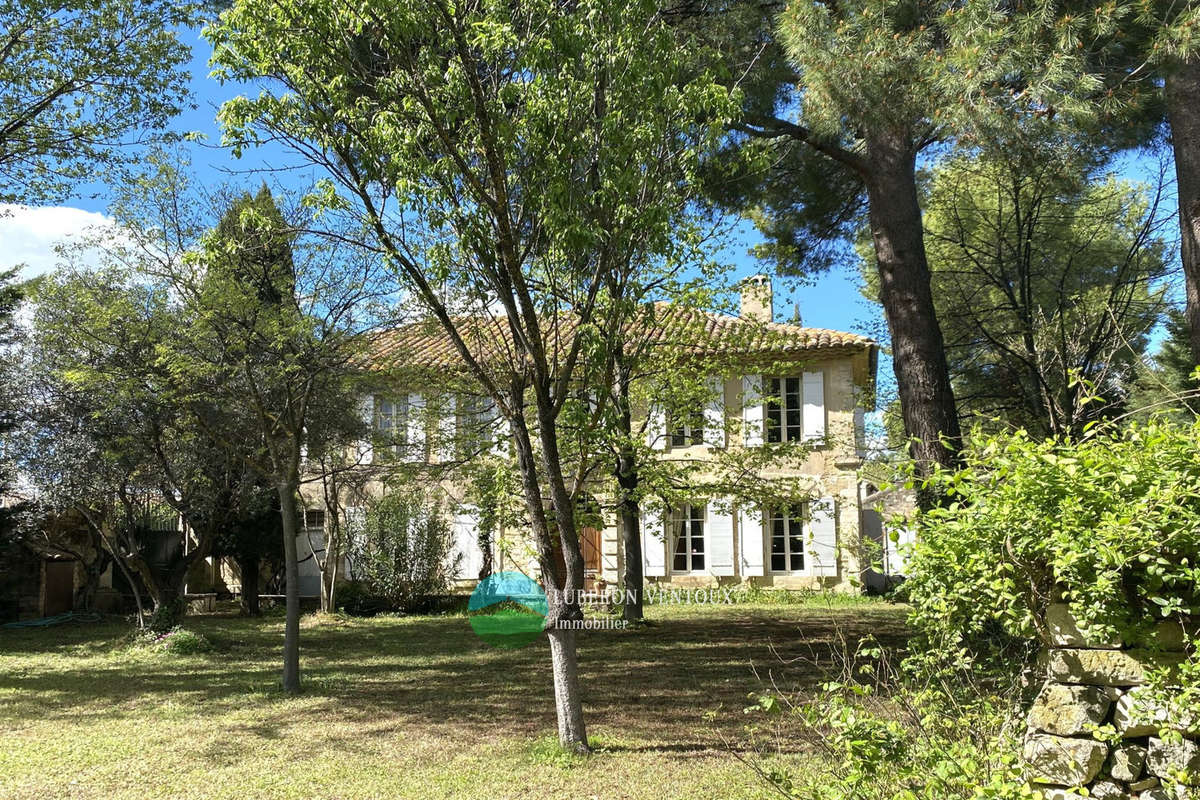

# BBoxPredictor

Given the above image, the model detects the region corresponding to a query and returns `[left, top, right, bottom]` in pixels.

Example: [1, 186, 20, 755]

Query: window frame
[765, 376, 804, 443]
[669, 406, 705, 449]
[768, 504, 807, 575]
[670, 503, 707, 574]
[374, 395, 409, 452]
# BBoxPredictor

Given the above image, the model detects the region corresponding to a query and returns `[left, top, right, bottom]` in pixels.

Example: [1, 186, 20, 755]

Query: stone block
[1029, 682, 1114, 736]
[1138, 786, 1196, 800]
[1024, 733, 1109, 785]
[1130, 777, 1160, 792]
[1111, 742, 1150, 781]
[1041, 789, 1087, 800]
[1115, 688, 1200, 738]
[1147, 737, 1200, 786]
[1046, 603, 1122, 649]
[1090, 779, 1130, 799]
[1047, 648, 1184, 687]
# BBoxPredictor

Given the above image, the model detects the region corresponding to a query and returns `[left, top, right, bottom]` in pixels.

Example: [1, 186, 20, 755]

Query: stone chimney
[739, 274, 773, 323]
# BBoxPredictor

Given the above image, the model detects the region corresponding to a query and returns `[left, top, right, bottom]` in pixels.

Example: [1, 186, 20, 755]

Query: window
[374, 396, 407, 448]
[670, 504, 705, 572]
[459, 393, 495, 455]
[769, 505, 805, 573]
[766, 377, 803, 443]
[303, 509, 325, 530]
[670, 407, 704, 448]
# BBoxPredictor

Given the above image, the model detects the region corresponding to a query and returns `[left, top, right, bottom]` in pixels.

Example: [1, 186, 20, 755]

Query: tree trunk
[509, 403, 590, 753]
[277, 480, 302, 693]
[613, 361, 643, 623]
[619, 494, 643, 623]
[864, 129, 962, 498]
[1166, 58, 1200, 367]
[72, 551, 109, 611]
[240, 555, 261, 616]
[547, 627, 588, 754]
[148, 571, 187, 632]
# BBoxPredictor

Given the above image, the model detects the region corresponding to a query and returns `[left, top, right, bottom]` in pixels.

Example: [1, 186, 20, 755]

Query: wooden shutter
[738, 504, 764, 577]
[406, 393, 426, 460]
[451, 506, 482, 580]
[703, 376, 726, 448]
[742, 375, 763, 447]
[641, 505, 666, 577]
[802, 370, 825, 442]
[357, 395, 374, 465]
[646, 404, 666, 451]
[808, 497, 837, 577]
[708, 501, 735, 576]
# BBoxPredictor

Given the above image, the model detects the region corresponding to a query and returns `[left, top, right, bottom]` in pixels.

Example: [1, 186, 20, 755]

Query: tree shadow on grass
[0, 604, 910, 753]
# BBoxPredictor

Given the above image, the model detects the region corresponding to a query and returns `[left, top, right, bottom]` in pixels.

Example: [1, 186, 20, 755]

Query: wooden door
[43, 560, 76, 616]
[580, 526, 602, 590]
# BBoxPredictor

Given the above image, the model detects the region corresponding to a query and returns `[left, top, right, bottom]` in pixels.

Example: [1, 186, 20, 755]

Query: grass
[0, 597, 909, 800]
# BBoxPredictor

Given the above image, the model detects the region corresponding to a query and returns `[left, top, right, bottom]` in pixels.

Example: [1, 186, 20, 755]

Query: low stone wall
[1022, 604, 1197, 799]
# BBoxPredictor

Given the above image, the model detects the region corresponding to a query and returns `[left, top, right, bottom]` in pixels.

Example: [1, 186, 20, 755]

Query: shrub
[740, 637, 1035, 800]
[905, 419, 1200, 672]
[133, 626, 212, 655]
[347, 488, 460, 613]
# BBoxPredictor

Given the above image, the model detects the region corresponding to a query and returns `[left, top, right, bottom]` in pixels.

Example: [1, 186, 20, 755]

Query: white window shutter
[357, 396, 374, 465]
[738, 505, 764, 577]
[406, 393, 426, 460]
[742, 375, 763, 447]
[708, 501, 735, 576]
[641, 505, 665, 577]
[451, 505, 482, 580]
[802, 370, 825, 442]
[703, 376, 726, 448]
[808, 497, 837, 577]
[646, 404, 666, 451]
[436, 395, 457, 463]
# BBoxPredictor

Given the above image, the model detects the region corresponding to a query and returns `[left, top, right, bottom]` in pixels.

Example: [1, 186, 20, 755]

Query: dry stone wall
[1022, 604, 1196, 799]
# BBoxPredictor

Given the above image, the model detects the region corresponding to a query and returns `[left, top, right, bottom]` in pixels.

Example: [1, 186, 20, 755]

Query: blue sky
[2, 24, 1183, 406]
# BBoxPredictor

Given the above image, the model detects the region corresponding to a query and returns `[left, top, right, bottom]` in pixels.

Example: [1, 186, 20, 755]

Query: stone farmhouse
[277, 275, 891, 600]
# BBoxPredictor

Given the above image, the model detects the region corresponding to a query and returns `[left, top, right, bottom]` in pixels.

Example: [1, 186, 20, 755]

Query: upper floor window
[374, 396, 408, 448]
[670, 503, 706, 572]
[459, 393, 495, 455]
[766, 377, 803, 443]
[769, 504, 805, 573]
[669, 407, 704, 448]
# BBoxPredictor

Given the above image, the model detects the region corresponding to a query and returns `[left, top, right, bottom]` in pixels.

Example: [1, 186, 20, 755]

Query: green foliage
[863, 140, 1172, 437]
[1130, 309, 1200, 419]
[132, 626, 213, 655]
[906, 420, 1200, 670]
[0, 0, 196, 204]
[741, 639, 1033, 800]
[349, 487, 460, 613]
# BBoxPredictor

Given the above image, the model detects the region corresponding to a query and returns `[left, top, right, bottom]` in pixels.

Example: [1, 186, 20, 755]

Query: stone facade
[1022, 603, 1197, 798]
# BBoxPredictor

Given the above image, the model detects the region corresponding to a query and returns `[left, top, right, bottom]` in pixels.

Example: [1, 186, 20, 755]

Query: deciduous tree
[208, 0, 733, 748]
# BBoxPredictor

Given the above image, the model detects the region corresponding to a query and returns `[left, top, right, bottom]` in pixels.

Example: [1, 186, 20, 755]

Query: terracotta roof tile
[369, 303, 874, 372]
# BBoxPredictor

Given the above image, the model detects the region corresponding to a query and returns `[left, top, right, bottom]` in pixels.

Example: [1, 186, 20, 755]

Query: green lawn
[0, 599, 909, 800]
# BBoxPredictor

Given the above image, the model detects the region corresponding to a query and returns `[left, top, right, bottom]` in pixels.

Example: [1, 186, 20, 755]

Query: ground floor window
[769, 504, 805, 573]
[671, 504, 705, 572]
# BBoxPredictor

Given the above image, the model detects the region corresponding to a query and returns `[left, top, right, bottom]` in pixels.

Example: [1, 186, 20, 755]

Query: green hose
[1, 611, 103, 629]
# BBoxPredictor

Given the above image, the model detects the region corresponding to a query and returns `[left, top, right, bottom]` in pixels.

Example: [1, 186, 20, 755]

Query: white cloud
[0, 204, 116, 277]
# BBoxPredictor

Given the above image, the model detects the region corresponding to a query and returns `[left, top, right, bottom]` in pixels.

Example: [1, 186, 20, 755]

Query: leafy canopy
[907, 420, 1200, 666]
